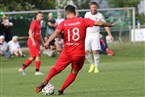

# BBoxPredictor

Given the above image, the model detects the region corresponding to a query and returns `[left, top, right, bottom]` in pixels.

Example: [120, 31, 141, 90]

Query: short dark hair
[36, 11, 43, 15]
[65, 5, 76, 15]
[90, 1, 98, 7]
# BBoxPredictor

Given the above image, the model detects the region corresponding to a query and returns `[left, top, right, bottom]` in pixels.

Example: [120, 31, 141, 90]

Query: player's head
[90, 2, 98, 15]
[36, 11, 43, 21]
[65, 5, 76, 18]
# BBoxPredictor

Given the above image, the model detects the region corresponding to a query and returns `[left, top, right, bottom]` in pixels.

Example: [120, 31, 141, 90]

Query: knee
[53, 67, 62, 74]
[93, 50, 99, 55]
[85, 50, 90, 55]
[29, 57, 35, 61]
[71, 69, 79, 75]
[35, 56, 40, 61]
[85, 52, 91, 59]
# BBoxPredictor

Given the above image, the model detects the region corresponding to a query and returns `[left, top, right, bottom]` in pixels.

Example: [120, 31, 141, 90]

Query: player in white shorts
[85, 2, 114, 73]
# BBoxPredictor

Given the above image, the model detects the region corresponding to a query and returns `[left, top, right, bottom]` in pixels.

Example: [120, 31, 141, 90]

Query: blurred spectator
[43, 13, 57, 51]
[100, 34, 115, 56]
[0, 35, 11, 58]
[43, 34, 64, 57]
[1, 15, 13, 42]
[43, 13, 64, 57]
[55, 33, 64, 53]
[45, 12, 57, 37]
[43, 36, 56, 57]
[56, 12, 65, 25]
[7, 36, 25, 57]
[56, 12, 65, 39]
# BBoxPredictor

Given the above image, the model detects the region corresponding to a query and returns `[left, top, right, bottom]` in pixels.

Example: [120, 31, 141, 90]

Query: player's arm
[94, 21, 114, 27]
[101, 14, 114, 40]
[94, 21, 114, 40]
[105, 27, 114, 41]
[28, 30, 36, 47]
[44, 29, 61, 47]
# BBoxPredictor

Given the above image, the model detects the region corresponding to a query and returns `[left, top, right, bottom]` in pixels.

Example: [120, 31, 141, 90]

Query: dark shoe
[35, 81, 48, 93]
[21, 54, 26, 57]
[57, 90, 64, 96]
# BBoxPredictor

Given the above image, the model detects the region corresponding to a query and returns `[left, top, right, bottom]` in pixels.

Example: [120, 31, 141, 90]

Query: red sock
[45, 68, 59, 81]
[22, 59, 32, 70]
[59, 73, 77, 92]
[35, 61, 40, 72]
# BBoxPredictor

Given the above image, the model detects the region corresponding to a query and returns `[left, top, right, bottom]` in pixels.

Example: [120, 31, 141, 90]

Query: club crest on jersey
[95, 17, 99, 21]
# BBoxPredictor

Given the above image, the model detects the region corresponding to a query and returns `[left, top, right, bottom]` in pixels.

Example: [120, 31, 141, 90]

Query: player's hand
[32, 41, 37, 47]
[109, 35, 114, 41]
[44, 43, 49, 48]
[111, 22, 115, 26]
[42, 43, 48, 49]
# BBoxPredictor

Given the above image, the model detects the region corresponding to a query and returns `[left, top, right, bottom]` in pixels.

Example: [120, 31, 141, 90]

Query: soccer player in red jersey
[19, 11, 45, 76]
[35, 5, 114, 95]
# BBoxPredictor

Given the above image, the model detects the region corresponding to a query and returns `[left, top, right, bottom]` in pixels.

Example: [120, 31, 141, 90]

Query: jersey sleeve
[56, 21, 64, 32]
[84, 18, 95, 27]
[29, 21, 36, 31]
[84, 12, 89, 18]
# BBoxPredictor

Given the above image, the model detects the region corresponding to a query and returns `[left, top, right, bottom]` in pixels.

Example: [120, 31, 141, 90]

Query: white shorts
[85, 33, 101, 51]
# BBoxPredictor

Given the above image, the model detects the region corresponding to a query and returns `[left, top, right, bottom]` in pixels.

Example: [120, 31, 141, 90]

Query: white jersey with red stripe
[84, 12, 106, 51]
[85, 12, 106, 35]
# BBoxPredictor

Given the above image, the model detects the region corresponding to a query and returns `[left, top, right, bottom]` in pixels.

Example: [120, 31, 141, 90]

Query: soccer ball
[42, 83, 55, 95]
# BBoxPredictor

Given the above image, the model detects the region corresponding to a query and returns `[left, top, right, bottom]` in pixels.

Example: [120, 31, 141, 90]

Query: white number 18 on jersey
[67, 27, 80, 42]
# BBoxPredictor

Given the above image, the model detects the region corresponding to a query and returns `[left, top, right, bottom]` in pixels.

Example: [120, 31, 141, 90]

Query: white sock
[85, 53, 94, 65]
[94, 54, 100, 68]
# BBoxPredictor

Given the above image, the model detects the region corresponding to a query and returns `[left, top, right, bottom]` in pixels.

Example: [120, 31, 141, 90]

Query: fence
[3, 7, 135, 46]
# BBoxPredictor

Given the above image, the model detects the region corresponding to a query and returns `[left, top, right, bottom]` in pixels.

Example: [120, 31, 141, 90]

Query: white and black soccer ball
[42, 83, 55, 95]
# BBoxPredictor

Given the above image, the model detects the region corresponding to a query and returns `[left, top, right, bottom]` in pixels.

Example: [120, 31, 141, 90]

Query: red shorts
[27, 39, 40, 57]
[54, 51, 85, 72]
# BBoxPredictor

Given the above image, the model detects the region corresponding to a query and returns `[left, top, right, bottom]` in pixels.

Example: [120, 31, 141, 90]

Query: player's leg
[92, 37, 101, 73]
[13, 50, 19, 57]
[92, 50, 100, 73]
[19, 39, 38, 75]
[34, 56, 44, 75]
[86, 50, 95, 73]
[58, 56, 85, 95]
[20, 39, 35, 71]
[19, 57, 35, 75]
[85, 38, 95, 73]
[35, 52, 70, 93]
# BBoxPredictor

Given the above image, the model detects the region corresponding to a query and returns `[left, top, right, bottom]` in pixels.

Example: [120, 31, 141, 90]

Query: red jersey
[29, 20, 41, 41]
[57, 17, 95, 56]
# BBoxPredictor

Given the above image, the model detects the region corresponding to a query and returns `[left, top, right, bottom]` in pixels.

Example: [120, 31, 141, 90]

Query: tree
[108, 0, 140, 8]
[0, 0, 56, 12]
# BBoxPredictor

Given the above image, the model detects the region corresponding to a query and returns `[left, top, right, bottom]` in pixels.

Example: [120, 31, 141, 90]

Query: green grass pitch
[0, 42, 145, 97]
